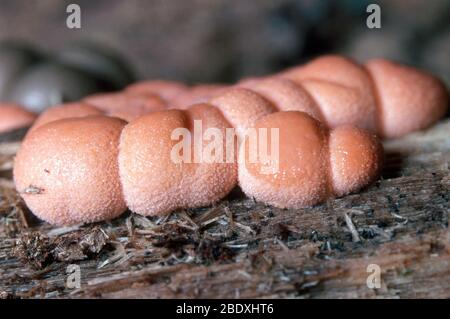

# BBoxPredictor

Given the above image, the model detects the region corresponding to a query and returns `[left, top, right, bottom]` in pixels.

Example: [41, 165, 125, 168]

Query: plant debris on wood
[13, 227, 108, 269]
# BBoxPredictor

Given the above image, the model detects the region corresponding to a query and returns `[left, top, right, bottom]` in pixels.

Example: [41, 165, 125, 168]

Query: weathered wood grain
[0, 119, 449, 299]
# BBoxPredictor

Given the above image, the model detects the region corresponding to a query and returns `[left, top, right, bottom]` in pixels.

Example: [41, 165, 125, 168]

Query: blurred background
[0, 0, 449, 85]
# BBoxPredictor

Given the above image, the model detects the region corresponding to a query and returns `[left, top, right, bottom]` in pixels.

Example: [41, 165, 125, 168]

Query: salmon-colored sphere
[169, 84, 227, 109]
[329, 126, 383, 196]
[210, 87, 275, 139]
[0, 103, 36, 133]
[281, 55, 378, 133]
[365, 59, 448, 138]
[14, 116, 127, 225]
[29, 102, 103, 133]
[239, 111, 330, 209]
[84, 92, 166, 121]
[125, 80, 188, 101]
[238, 111, 383, 209]
[283, 55, 373, 93]
[119, 104, 237, 216]
[239, 77, 323, 122]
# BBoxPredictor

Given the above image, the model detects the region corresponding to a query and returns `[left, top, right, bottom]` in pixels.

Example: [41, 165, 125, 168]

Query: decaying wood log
[0, 119, 449, 299]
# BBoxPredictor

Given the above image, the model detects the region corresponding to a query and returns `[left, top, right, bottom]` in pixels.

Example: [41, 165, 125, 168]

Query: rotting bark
[0, 119, 449, 299]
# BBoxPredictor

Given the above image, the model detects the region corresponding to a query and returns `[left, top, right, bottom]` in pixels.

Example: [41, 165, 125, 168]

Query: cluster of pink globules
[11, 55, 448, 225]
